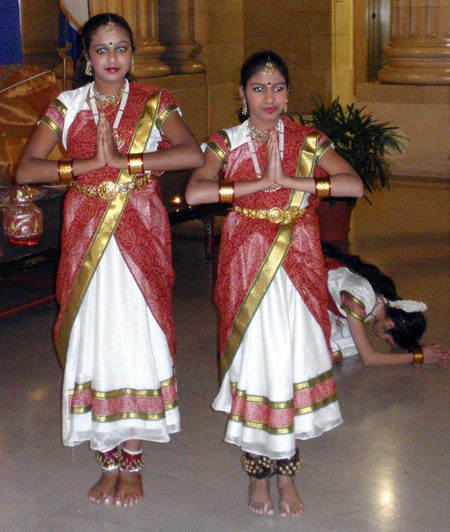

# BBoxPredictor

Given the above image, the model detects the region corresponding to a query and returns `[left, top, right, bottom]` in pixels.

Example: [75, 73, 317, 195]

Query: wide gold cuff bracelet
[314, 176, 331, 198]
[128, 153, 145, 175]
[218, 180, 235, 203]
[57, 159, 74, 182]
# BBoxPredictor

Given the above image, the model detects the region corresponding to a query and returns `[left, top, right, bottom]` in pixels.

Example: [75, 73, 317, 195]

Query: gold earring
[242, 98, 248, 116]
[85, 60, 93, 76]
[284, 100, 288, 114]
[130, 55, 135, 74]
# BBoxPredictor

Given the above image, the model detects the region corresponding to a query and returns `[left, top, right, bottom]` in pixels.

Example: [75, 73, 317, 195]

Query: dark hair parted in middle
[240, 50, 290, 90]
[238, 50, 290, 122]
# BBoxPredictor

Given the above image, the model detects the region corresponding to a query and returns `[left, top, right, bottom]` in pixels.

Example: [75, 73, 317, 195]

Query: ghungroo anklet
[120, 448, 145, 473]
[241, 453, 273, 479]
[95, 447, 122, 471]
[274, 448, 303, 476]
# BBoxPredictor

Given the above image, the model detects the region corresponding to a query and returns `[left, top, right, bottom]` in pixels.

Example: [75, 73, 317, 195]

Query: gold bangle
[314, 176, 331, 198]
[218, 180, 235, 203]
[128, 153, 144, 175]
[412, 347, 424, 364]
[58, 159, 74, 182]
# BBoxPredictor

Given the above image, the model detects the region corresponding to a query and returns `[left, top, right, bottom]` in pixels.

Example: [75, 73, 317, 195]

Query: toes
[114, 490, 143, 507]
[249, 502, 274, 516]
[279, 501, 304, 517]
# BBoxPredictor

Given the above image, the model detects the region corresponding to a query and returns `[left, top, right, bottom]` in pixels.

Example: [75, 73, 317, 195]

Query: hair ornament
[105, 16, 116, 34]
[263, 61, 275, 76]
[388, 300, 427, 313]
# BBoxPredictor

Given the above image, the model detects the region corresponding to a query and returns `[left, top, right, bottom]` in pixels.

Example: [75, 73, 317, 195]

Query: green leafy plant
[301, 97, 406, 205]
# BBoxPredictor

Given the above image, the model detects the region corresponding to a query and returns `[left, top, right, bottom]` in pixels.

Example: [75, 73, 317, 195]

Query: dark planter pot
[316, 199, 354, 252]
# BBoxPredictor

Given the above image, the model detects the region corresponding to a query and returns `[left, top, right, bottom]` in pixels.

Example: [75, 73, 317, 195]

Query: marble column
[378, 0, 450, 85]
[90, 0, 170, 77]
[158, 0, 206, 74]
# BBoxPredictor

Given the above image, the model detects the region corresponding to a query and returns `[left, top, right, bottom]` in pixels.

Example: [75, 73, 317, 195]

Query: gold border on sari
[68, 376, 178, 418]
[217, 129, 232, 150]
[56, 91, 162, 365]
[220, 131, 327, 377]
[39, 99, 67, 138]
[228, 368, 338, 432]
[156, 103, 177, 129]
[53, 98, 67, 116]
[40, 116, 62, 138]
[205, 140, 227, 166]
[340, 290, 366, 322]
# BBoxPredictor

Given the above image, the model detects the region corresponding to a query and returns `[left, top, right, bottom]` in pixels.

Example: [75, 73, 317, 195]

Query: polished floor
[0, 220, 449, 532]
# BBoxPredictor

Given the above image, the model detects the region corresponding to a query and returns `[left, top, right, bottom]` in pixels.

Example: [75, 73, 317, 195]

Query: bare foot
[114, 470, 144, 507]
[88, 470, 119, 505]
[277, 475, 304, 517]
[248, 477, 275, 516]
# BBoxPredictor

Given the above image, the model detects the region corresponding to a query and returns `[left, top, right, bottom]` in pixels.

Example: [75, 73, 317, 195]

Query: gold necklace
[93, 85, 125, 108]
[247, 120, 282, 143]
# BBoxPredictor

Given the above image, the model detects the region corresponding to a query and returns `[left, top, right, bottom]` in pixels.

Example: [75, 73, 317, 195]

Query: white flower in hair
[388, 300, 428, 313]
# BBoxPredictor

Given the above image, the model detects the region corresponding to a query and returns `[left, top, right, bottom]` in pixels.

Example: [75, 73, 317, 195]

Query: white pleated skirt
[62, 237, 180, 452]
[212, 267, 342, 460]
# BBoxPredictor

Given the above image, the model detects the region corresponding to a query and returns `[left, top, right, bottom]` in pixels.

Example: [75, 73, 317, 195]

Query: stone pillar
[158, 0, 206, 74]
[378, 0, 450, 85]
[90, 0, 170, 77]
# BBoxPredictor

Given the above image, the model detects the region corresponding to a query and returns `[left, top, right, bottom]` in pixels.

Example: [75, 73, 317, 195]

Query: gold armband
[314, 176, 331, 198]
[57, 159, 74, 182]
[218, 180, 235, 203]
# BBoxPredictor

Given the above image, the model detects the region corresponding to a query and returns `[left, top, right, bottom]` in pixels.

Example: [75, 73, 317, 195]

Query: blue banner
[59, 1, 90, 67]
[0, 0, 23, 65]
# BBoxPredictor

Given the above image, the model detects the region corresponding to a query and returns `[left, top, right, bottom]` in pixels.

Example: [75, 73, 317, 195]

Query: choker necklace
[93, 85, 125, 108]
[247, 120, 282, 143]
[246, 119, 284, 192]
[89, 80, 129, 149]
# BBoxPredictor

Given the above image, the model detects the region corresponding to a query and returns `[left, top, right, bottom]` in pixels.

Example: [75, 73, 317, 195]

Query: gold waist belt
[233, 205, 305, 224]
[71, 173, 152, 202]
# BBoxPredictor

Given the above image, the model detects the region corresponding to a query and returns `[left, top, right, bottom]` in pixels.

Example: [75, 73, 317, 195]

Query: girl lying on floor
[323, 242, 449, 367]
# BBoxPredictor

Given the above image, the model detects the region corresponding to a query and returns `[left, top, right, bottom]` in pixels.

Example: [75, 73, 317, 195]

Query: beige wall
[352, 83, 450, 242]
[356, 84, 450, 180]
[351, 176, 449, 247]
[242, 0, 335, 112]
[353, 0, 368, 87]
[195, 0, 245, 135]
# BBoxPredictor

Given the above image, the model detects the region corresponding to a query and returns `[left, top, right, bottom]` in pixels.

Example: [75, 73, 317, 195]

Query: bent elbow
[15, 165, 28, 185]
[192, 151, 205, 169]
[184, 187, 198, 206]
[361, 356, 378, 367]
[353, 178, 364, 198]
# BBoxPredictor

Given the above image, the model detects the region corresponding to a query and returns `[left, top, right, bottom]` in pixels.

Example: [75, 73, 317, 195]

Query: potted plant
[300, 97, 405, 245]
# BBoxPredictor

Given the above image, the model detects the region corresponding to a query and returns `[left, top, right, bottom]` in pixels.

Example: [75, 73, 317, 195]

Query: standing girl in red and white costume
[186, 50, 363, 517]
[17, 13, 203, 507]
